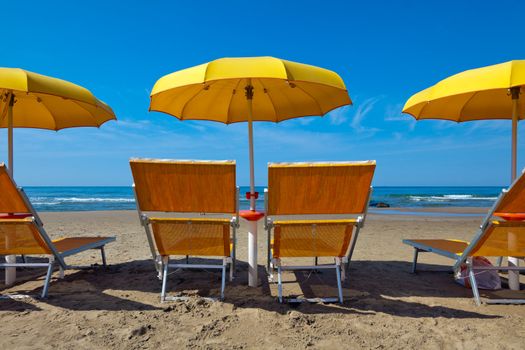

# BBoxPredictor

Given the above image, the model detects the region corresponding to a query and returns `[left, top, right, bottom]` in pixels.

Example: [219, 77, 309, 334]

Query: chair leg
[341, 257, 347, 282]
[221, 260, 227, 301]
[41, 259, 55, 299]
[496, 257, 503, 268]
[411, 248, 419, 273]
[267, 228, 271, 274]
[160, 257, 169, 302]
[335, 258, 343, 304]
[100, 246, 107, 267]
[467, 259, 481, 306]
[229, 256, 234, 282]
[277, 264, 283, 303]
[232, 226, 237, 273]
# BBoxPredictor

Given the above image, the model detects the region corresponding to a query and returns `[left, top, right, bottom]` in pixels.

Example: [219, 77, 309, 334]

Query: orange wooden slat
[0, 165, 31, 214]
[51, 237, 110, 253]
[267, 162, 375, 215]
[496, 172, 525, 213]
[130, 159, 236, 213]
[407, 239, 469, 255]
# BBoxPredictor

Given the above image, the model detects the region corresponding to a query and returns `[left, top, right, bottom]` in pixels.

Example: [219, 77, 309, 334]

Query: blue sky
[2, 0, 525, 186]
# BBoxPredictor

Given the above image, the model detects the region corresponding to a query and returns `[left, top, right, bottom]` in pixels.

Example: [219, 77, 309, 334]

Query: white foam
[52, 197, 134, 203]
[409, 195, 497, 202]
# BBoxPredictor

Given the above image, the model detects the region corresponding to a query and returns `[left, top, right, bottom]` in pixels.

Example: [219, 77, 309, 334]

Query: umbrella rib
[32, 96, 59, 130]
[257, 79, 278, 121]
[0, 96, 8, 122]
[73, 100, 105, 127]
[457, 92, 479, 122]
[294, 84, 324, 116]
[226, 79, 243, 124]
[180, 86, 207, 120]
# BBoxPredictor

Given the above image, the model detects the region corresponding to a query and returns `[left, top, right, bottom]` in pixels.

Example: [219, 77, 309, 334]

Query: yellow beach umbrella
[0, 68, 116, 176]
[0, 68, 116, 286]
[150, 56, 351, 210]
[403, 60, 525, 181]
[150, 56, 351, 287]
[403, 60, 525, 291]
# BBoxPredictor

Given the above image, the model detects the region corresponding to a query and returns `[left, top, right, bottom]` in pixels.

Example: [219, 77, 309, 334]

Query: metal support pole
[160, 257, 169, 302]
[335, 259, 343, 304]
[509, 87, 520, 291]
[245, 80, 259, 288]
[245, 81, 256, 210]
[247, 220, 258, 287]
[5, 93, 16, 286]
[7, 92, 14, 176]
[411, 248, 419, 274]
[277, 264, 283, 303]
[100, 247, 107, 267]
[41, 259, 55, 298]
[511, 87, 519, 181]
[220, 261, 227, 300]
[467, 259, 482, 306]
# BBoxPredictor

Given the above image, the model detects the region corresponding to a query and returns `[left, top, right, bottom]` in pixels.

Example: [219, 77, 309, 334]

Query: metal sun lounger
[403, 170, 525, 305]
[130, 158, 239, 302]
[0, 163, 115, 298]
[264, 161, 376, 304]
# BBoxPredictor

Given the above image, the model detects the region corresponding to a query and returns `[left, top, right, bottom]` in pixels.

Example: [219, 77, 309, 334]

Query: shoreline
[34, 206, 491, 217]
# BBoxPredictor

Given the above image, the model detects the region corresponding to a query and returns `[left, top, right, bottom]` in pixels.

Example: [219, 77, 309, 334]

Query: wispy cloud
[347, 97, 382, 137]
[465, 120, 510, 135]
[327, 105, 351, 125]
[384, 103, 416, 131]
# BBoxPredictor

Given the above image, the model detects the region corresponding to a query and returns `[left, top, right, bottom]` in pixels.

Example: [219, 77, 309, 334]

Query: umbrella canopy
[403, 60, 525, 181]
[150, 56, 350, 123]
[403, 60, 525, 122]
[0, 68, 115, 130]
[0, 67, 116, 286]
[150, 56, 351, 209]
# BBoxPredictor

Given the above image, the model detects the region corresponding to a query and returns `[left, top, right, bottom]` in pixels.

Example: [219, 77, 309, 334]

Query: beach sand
[1, 209, 525, 349]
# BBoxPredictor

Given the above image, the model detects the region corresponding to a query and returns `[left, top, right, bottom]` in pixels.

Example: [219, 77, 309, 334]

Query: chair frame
[132, 161, 240, 302]
[405, 180, 525, 305]
[0, 168, 114, 299]
[264, 179, 374, 304]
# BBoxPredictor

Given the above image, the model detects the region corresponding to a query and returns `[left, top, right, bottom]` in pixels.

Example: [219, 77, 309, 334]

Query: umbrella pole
[247, 93, 256, 211]
[508, 87, 520, 291]
[245, 82, 259, 287]
[7, 92, 14, 176]
[5, 92, 16, 286]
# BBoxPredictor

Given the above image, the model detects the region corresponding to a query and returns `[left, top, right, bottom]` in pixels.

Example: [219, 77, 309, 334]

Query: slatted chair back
[469, 220, 525, 257]
[0, 218, 51, 255]
[495, 172, 525, 214]
[0, 164, 31, 214]
[130, 159, 237, 214]
[455, 170, 525, 264]
[267, 161, 375, 216]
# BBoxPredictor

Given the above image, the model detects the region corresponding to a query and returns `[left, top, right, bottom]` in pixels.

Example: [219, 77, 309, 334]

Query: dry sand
[1, 209, 525, 349]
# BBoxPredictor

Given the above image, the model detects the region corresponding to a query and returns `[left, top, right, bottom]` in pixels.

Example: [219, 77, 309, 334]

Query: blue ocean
[21, 185, 504, 212]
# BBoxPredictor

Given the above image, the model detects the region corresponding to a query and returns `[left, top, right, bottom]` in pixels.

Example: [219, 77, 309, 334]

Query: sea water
[21, 185, 504, 212]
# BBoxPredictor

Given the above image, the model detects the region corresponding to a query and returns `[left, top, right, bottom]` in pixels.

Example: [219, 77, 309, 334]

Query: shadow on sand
[2, 256, 511, 318]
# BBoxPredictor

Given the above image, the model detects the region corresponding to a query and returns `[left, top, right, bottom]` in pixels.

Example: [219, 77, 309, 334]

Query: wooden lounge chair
[264, 161, 376, 303]
[403, 171, 525, 305]
[0, 163, 115, 298]
[130, 159, 239, 301]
